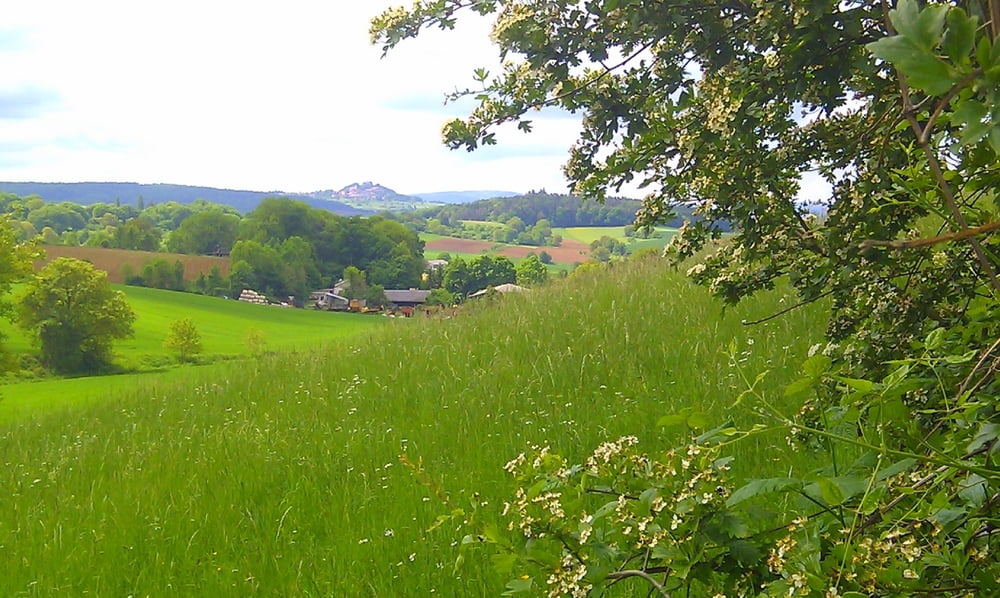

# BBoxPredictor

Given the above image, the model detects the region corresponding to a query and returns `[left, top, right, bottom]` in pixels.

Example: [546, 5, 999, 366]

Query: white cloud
[0, 1, 581, 194]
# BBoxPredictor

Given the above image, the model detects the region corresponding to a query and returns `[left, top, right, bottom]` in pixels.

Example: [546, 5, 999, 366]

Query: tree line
[0, 193, 426, 303]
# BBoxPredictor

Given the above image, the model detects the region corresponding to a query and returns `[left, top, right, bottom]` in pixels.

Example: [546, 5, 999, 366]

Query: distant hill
[297, 181, 431, 211]
[410, 190, 520, 204]
[411, 191, 651, 227]
[0, 182, 371, 216]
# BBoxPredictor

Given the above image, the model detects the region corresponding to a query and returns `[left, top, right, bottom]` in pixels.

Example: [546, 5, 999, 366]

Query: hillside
[300, 182, 525, 211]
[410, 189, 519, 204]
[37, 245, 230, 284]
[0, 182, 370, 216]
[0, 256, 826, 595]
[406, 190, 711, 229]
[0, 284, 384, 374]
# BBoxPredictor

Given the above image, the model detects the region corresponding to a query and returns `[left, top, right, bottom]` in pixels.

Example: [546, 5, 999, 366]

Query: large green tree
[0, 218, 40, 369]
[373, 0, 1000, 368]
[166, 210, 239, 255]
[19, 258, 135, 374]
[374, 1, 1000, 596]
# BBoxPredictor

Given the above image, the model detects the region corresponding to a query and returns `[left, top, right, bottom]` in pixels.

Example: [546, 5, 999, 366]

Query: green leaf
[802, 354, 832, 378]
[943, 349, 978, 364]
[868, 36, 956, 95]
[967, 422, 999, 454]
[727, 477, 803, 506]
[713, 510, 750, 538]
[784, 376, 817, 397]
[976, 35, 992, 68]
[888, 0, 921, 42]
[502, 577, 534, 595]
[834, 376, 874, 394]
[727, 539, 763, 565]
[924, 326, 946, 351]
[492, 552, 518, 575]
[816, 476, 845, 505]
[930, 507, 966, 530]
[943, 7, 977, 63]
[890, 0, 948, 51]
[953, 98, 991, 146]
[657, 413, 688, 428]
[876, 458, 918, 481]
[686, 410, 711, 430]
[696, 422, 737, 444]
[958, 473, 988, 507]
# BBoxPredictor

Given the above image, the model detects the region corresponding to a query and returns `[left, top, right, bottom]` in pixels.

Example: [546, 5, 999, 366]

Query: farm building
[384, 289, 431, 308]
[312, 290, 349, 311]
[468, 283, 528, 298]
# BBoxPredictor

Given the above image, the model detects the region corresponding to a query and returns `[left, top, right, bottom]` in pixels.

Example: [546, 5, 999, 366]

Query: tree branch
[879, 0, 1000, 294]
[606, 569, 672, 597]
[858, 220, 1000, 251]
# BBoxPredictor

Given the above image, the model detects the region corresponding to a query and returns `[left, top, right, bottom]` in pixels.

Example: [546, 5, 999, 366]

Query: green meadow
[0, 256, 827, 595]
[555, 225, 681, 251]
[0, 285, 386, 367]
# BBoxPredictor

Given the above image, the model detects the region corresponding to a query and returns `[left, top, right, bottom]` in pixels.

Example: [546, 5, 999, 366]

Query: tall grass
[0, 256, 826, 596]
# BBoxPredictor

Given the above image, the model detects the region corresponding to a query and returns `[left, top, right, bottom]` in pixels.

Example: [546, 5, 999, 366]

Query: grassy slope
[0, 256, 827, 596]
[0, 287, 386, 419]
[0, 285, 384, 362]
[556, 225, 680, 251]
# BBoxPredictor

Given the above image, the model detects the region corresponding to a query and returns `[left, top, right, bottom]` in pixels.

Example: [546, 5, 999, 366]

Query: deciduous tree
[515, 253, 548, 286]
[18, 258, 135, 373]
[0, 218, 40, 369]
[163, 317, 202, 362]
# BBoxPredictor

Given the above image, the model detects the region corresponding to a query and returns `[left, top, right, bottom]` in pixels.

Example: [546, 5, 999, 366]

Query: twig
[858, 220, 1000, 251]
[741, 290, 835, 326]
[606, 569, 672, 597]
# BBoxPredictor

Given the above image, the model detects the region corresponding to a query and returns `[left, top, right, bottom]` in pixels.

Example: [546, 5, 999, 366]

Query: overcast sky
[0, 1, 583, 196]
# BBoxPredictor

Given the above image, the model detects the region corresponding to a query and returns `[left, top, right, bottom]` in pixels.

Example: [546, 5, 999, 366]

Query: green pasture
[556, 225, 680, 248]
[0, 285, 387, 372]
[0, 256, 828, 595]
[119, 286, 384, 361]
[458, 219, 505, 228]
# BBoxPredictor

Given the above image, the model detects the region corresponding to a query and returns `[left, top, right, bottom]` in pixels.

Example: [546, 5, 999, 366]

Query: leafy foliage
[163, 317, 203, 362]
[374, 1, 1000, 596]
[18, 258, 135, 374]
[0, 217, 40, 369]
[443, 255, 518, 298]
[516, 254, 549, 286]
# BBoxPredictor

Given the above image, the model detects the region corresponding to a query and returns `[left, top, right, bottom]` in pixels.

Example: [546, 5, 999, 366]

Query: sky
[0, 1, 583, 196]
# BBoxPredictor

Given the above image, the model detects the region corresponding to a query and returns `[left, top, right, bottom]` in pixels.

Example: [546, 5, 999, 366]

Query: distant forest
[0, 193, 423, 304]
[387, 190, 705, 232]
[0, 182, 368, 216]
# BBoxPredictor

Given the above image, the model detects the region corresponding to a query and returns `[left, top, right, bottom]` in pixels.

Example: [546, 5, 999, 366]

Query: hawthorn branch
[879, 0, 1000, 294]
[858, 220, 1000, 251]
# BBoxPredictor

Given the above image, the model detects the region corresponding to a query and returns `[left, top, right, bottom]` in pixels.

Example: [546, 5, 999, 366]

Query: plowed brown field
[424, 238, 592, 264]
[37, 246, 231, 283]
